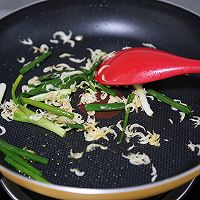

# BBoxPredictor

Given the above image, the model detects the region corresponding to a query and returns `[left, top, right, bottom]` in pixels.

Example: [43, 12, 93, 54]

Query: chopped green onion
[118, 92, 135, 144]
[146, 89, 192, 114]
[65, 123, 84, 129]
[0, 139, 48, 165]
[60, 74, 84, 89]
[96, 83, 116, 97]
[12, 74, 23, 104]
[85, 57, 103, 76]
[21, 97, 74, 119]
[85, 103, 125, 111]
[4, 157, 49, 184]
[82, 74, 97, 92]
[0, 146, 42, 176]
[37, 72, 60, 82]
[29, 89, 72, 101]
[15, 105, 67, 138]
[20, 51, 52, 74]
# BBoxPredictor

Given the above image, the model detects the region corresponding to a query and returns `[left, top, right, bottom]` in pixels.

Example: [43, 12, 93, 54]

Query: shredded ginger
[33, 44, 49, 53]
[60, 71, 82, 83]
[187, 141, 200, 156]
[116, 121, 160, 146]
[52, 30, 75, 47]
[59, 53, 73, 58]
[19, 38, 33, 45]
[84, 122, 117, 141]
[43, 63, 75, 73]
[0, 100, 17, 121]
[168, 118, 173, 124]
[0, 125, 6, 136]
[0, 83, 7, 104]
[45, 84, 57, 91]
[49, 112, 84, 128]
[86, 144, 108, 152]
[190, 116, 200, 128]
[21, 85, 32, 93]
[122, 152, 151, 165]
[80, 92, 97, 104]
[70, 168, 85, 176]
[17, 57, 25, 63]
[68, 149, 83, 159]
[28, 76, 41, 86]
[108, 95, 126, 104]
[133, 84, 153, 116]
[100, 91, 108, 100]
[116, 121, 146, 143]
[151, 164, 158, 182]
[179, 112, 185, 122]
[139, 131, 160, 147]
[142, 42, 157, 49]
[75, 35, 83, 41]
[44, 94, 73, 112]
[81, 48, 106, 71]
[69, 57, 86, 63]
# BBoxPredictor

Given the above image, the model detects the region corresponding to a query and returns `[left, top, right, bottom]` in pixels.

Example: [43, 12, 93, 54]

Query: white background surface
[0, 0, 200, 19]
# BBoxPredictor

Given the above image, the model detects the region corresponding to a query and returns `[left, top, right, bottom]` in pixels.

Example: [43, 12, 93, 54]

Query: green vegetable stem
[85, 103, 125, 111]
[147, 89, 192, 114]
[20, 97, 74, 119]
[20, 51, 52, 74]
[4, 157, 49, 183]
[0, 139, 48, 165]
[118, 92, 135, 144]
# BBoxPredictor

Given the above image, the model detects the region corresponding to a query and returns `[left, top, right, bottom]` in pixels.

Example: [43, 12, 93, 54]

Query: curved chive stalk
[20, 51, 52, 74]
[0, 146, 41, 176]
[21, 97, 74, 119]
[118, 92, 135, 144]
[85, 103, 125, 111]
[12, 74, 23, 104]
[147, 89, 192, 114]
[4, 157, 49, 184]
[0, 139, 48, 165]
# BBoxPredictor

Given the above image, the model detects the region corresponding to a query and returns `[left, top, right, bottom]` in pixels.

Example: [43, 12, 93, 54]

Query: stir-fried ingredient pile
[0, 30, 199, 184]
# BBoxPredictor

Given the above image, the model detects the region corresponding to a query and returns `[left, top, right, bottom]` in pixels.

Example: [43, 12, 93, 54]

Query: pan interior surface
[0, 0, 200, 189]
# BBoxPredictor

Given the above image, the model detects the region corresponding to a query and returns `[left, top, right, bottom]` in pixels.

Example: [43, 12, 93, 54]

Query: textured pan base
[0, 0, 200, 189]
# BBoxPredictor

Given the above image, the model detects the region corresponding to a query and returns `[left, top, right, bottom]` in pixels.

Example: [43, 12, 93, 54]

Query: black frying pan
[0, 0, 200, 199]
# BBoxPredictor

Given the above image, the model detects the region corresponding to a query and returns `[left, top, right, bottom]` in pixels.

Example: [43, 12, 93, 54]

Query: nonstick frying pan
[0, 0, 200, 199]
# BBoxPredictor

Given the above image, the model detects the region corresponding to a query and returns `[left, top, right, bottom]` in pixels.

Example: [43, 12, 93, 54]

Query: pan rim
[0, 0, 200, 195]
[159, 0, 200, 19]
[1, 163, 200, 194]
[1, 0, 200, 22]
[0, 0, 47, 21]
